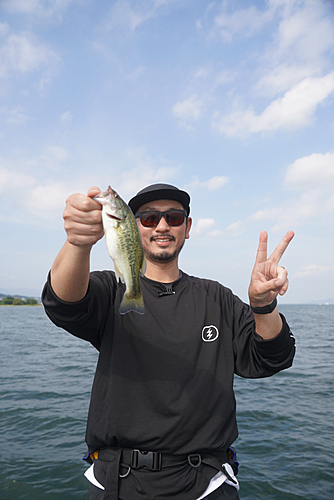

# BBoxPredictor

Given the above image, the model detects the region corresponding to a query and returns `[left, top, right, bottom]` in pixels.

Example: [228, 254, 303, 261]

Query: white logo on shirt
[202, 325, 219, 342]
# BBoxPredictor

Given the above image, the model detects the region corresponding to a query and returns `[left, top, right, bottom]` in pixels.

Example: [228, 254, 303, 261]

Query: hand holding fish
[63, 186, 104, 248]
[50, 187, 105, 303]
[248, 230, 295, 308]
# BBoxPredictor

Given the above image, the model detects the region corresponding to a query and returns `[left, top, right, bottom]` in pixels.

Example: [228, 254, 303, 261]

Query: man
[42, 183, 295, 500]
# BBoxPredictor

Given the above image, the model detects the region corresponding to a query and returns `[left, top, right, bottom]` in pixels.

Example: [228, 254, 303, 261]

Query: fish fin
[119, 292, 145, 315]
[140, 254, 147, 276]
[114, 263, 124, 283]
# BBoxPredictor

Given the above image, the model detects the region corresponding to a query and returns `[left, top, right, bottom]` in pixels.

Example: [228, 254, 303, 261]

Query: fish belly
[104, 216, 144, 315]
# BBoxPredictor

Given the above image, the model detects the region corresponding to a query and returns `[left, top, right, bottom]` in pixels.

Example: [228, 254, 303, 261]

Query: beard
[146, 248, 179, 263]
[144, 236, 185, 263]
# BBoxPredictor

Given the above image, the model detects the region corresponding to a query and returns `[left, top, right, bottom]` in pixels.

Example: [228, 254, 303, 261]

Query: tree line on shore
[0, 296, 39, 305]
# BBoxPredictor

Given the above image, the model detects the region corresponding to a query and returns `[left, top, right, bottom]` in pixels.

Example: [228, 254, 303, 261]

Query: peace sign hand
[248, 230, 295, 308]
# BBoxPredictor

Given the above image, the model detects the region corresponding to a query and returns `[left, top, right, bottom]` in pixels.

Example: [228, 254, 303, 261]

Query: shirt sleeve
[41, 270, 117, 350]
[231, 294, 296, 378]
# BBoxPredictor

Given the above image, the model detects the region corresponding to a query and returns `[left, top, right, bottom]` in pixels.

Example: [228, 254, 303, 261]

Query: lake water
[0, 304, 333, 499]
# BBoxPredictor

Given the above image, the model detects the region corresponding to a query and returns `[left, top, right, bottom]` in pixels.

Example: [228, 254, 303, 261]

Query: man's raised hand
[248, 230, 295, 308]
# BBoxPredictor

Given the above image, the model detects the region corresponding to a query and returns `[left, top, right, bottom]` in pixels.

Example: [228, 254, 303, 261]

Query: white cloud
[1, 0, 43, 14]
[0, 23, 9, 38]
[0, 146, 71, 213]
[208, 229, 224, 238]
[200, 0, 333, 68]
[0, 32, 60, 79]
[255, 73, 334, 130]
[226, 220, 244, 237]
[61, 111, 73, 123]
[10, 146, 71, 172]
[0, 162, 81, 224]
[284, 152, 334, 190]
[3, 105, 30, 125]
[274, 1, 334, 64]
[257, 1, 334, 94]
[172, 65, 235, 130]
[213, 72, 334, 136]
[249, 150, 334, 233]
[105, 0, 148, 31]
[26, 182, 71, 215]
[114, 147, 180, 199]
[251, 207, 283, 222]
[0, 146, 184, 226]
[193, 217, 215, 235]
[102, 0, 177, 32]
[293, 264, 334, 278]
[125, 65, 146, 82]
[186, 175, 229, 192]
[251, 188, 324, 232]
[0, 0, 75, 19]
[255, 63, 317, 96]
[206, 175, 229, 191]
[42, 146, 70, 163]
[195, 0, 334, 137]
[172, 95, 205, 130]
[0, 164, 35, 194]
[207, 4, 274, 42]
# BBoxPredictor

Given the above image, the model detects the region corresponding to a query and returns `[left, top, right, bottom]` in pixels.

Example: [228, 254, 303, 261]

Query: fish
[93, 186, 146, 315]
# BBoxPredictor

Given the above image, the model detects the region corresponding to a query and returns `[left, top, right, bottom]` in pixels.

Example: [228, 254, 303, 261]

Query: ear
[185, 217, 192, 239]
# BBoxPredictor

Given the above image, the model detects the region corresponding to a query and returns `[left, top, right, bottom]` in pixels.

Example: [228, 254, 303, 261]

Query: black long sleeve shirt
[42, 270, 295, 457]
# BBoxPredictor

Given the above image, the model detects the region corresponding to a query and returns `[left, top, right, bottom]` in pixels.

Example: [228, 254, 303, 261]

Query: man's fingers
[258, 274, 288, 295]
[62, 188, 104, 247]
[274, 265, 288, 287]
[250, 232, 293, 305]
[274, 267, 289, 295]
[65, 191, 103, 215]
[255, 230, 268, 264]
[269, 230, 295, 264]
[278, 278, 289, 296]
[65, 204, 102, 223]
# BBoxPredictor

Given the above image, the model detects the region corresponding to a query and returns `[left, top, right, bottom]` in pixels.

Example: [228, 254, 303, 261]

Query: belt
[92, 447, 236, 500]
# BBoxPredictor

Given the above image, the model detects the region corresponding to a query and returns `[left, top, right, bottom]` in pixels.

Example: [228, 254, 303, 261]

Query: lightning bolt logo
[202, 325, 219, 342]
[206, 328, 213, 339]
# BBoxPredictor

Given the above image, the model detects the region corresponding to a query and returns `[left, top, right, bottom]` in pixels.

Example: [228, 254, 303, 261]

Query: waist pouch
[86, 447, 238, 500]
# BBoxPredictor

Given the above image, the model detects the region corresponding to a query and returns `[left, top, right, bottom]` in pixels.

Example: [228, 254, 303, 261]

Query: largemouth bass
[93, 186, 145, 315]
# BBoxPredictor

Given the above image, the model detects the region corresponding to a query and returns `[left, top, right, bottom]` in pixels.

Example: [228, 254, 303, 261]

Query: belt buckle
[131, 449, 162, 471]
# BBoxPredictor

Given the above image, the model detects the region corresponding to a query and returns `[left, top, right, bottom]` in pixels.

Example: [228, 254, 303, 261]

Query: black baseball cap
[128, 183, 190, 216]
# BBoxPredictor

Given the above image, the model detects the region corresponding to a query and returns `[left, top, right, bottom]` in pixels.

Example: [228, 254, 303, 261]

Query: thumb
[265, 277, 283, 292]
[87, 186, 101, 198]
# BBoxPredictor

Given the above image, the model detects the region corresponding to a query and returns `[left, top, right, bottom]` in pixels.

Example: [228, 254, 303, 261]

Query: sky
[1, 0, 334, 304]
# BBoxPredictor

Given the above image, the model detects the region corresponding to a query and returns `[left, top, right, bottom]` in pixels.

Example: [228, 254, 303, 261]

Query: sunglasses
[135, 209, 187, 227]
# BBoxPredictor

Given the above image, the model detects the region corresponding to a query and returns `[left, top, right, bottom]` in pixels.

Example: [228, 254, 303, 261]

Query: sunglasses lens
[138, 210, 186, 227]
[166, 211, 185, 226]
[140, 212, 160, 227]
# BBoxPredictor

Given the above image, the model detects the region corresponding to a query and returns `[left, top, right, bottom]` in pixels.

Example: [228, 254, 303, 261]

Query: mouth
[151, 236, 175, 246]
[106, 212, 122, 221]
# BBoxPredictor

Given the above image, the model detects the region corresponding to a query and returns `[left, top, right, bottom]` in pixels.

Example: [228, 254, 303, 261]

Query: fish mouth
[106, 213, 122, 221]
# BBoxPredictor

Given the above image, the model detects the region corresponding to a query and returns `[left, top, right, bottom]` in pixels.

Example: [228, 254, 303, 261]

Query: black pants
[87, 482, 240, 499]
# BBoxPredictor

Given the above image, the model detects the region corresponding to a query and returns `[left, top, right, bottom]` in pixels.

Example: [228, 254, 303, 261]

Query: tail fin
[119, 291, 145, 315]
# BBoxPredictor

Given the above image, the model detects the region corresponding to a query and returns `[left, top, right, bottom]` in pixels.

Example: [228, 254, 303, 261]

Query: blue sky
[1, 0, 334, 303]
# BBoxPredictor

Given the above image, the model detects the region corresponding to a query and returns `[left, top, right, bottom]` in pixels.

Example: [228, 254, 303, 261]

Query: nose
[155, 213, 170, 231]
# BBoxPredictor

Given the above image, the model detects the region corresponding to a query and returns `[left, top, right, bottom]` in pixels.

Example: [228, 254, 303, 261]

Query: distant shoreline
[0, 304, 41, 307]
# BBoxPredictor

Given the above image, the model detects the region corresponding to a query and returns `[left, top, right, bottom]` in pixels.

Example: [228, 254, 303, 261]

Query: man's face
[135, 199, 192, 265]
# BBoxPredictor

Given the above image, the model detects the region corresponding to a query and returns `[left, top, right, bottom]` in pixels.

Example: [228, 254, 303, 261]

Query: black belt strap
[102, 448, 122, 500]
[98, 447, 231, 500]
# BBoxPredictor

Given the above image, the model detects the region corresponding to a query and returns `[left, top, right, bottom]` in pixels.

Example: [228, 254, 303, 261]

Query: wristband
[250, 298, 277, 315]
